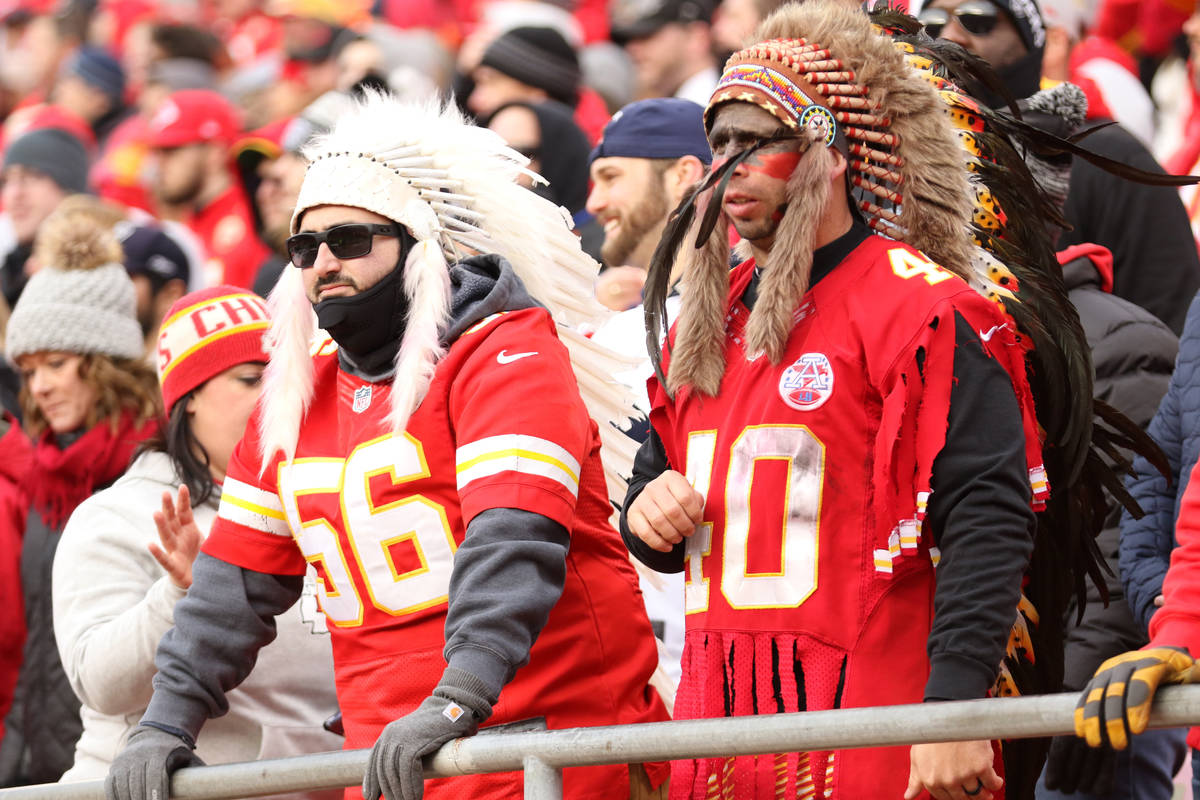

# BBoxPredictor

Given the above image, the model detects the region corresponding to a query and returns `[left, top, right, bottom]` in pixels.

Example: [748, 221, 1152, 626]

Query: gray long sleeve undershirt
[142, 508, 568, 738]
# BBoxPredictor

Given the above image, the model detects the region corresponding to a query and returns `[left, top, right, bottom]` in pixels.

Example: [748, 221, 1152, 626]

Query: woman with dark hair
[0, 202, 161, 785]
[52, 286, 340, 795]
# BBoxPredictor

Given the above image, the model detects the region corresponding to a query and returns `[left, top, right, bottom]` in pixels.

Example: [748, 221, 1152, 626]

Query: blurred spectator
[86, 0, 156, 62]
[711, 0, 786, 54]
[1039, 0, 1155, 148]
[486, 100, 590, 215]
[0, 358, 27, 748]
[0, 292, 18, 418]
[0, 127, 91, 307]
[144, 89, 268, 288]
[248, 146, 302, 295]
[263, 0, 368, 122]
[1170, 8, 1200, 250]
[53, 286, 340, 792]
[0, 1, 82, 118]
[50, 46, 132, 149]
[465, 25, 609, 143]
[209, 0, 282, 68]
[922, 0, 1200, 334]
[0, 202, 159, 786]
[586, 98, 709, 308]
[485, 98, 599, 260]
[136, 23, 225, 116]
[610, 0, 718, 105]
[117, 221, 190, 345]
[469, 26, 579, 116]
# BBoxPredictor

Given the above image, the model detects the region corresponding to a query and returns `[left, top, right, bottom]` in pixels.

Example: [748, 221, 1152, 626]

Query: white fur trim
[387, 239, 450, 433]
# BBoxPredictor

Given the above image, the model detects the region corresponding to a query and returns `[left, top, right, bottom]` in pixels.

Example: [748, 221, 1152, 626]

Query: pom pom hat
[6, 204, 142, 362]
[267, 91, 638, 505]
[156, 286, 270, 415]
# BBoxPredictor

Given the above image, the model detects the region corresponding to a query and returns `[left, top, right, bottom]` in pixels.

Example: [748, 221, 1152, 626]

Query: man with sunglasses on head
[621, 2, 1054, 798]
[918, 0, 1200, 337]
[103, 91, 670, 800]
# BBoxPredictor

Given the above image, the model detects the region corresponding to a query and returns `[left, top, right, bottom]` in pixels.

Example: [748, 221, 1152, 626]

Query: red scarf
[23, 412, 160, 529]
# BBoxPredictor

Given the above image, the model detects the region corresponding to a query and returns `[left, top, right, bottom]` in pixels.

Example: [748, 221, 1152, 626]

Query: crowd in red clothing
[3, 0, 1200, 794]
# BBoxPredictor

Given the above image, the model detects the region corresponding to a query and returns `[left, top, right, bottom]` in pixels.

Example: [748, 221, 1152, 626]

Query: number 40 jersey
[205, 306, 668, 800]
[649, 234, 1042, 800]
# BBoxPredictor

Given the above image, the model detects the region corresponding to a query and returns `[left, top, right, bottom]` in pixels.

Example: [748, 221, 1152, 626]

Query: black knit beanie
[479, 27, 581, 108]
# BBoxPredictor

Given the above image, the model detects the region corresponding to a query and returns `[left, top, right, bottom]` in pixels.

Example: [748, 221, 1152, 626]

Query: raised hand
[149, 484, 203, 589]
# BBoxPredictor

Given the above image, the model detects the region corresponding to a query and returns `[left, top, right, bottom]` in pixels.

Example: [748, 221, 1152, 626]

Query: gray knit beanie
[2, 128, 90, 194]
[5, 205, 143, 362]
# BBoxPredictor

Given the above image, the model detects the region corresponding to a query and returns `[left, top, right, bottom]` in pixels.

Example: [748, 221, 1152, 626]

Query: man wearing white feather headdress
[104, 91, 669, 800]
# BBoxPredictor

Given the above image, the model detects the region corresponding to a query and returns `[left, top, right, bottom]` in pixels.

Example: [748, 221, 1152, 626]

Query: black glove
[1075, 646, 1200, 749]
[363, 668, 496, 800]
[1043, 734, 1117, 795]
[106, 724, 205, 800]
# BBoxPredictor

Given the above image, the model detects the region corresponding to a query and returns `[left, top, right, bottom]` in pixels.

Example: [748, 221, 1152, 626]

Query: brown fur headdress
[651, 0, 981, 396]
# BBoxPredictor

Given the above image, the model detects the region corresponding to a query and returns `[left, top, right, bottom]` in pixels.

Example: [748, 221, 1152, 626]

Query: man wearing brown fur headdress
[620, 1, 1052, 798]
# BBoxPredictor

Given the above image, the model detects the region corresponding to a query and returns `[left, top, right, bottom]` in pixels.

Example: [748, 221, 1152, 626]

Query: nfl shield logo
[352, 385, 373, 413]
[778, 353, 835, 411]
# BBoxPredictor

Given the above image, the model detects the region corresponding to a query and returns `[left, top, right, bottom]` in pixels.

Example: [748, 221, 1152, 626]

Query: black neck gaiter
[313, 237, 414, 377]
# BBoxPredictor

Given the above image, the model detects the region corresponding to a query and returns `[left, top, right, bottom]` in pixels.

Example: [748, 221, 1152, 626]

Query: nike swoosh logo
[497, 350, 538, 364]
[979, 324, 1004, 342]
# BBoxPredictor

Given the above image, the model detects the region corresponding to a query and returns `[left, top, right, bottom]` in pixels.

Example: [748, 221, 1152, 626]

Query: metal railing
[6, 686, 1200, 800]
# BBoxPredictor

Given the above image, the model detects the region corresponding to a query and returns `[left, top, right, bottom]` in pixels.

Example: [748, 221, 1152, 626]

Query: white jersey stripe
[455, 435, 580, 497]
[223, 477, 286, 515]
[219, 493, 292, 537]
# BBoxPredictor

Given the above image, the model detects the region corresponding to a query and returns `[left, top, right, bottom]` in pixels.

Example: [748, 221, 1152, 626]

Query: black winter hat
[479, 27, 581, 108]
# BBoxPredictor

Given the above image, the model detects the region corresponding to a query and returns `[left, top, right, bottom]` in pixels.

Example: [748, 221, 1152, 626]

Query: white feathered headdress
[262, 91, 640, 507]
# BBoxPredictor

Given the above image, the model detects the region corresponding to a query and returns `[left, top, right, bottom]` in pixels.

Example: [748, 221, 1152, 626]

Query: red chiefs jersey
[206, 308, 667, 799]
[650, 235, 1040, 800]
[188, 182, 269, 289]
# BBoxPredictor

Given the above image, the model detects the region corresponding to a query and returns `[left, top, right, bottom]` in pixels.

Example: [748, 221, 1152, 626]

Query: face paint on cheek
[711, 155, 729, 172]
[747, 151, 802, 180]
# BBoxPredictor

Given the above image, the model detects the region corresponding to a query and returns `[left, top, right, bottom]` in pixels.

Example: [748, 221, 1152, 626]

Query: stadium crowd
[2, 0, 1200, 798]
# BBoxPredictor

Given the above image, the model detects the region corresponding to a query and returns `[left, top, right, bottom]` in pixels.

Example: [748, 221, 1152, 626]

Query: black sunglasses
[286, 223, 403, 268]
[917, 0, 1003, 37]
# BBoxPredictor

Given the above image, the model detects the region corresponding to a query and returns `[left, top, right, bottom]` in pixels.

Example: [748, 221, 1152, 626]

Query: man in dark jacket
[1040, 243, 1185, 799]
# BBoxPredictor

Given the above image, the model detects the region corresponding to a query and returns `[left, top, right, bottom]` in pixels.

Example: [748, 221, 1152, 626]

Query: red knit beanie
[156, 285, 270, 415]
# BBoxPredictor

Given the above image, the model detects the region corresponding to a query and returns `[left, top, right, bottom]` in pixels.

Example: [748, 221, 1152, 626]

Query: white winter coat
[52, 450, 342, 796]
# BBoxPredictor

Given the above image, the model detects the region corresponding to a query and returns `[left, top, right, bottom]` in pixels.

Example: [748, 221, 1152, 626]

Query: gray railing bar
[5, 686, 1200, 800]
[522, 756, 562, 800]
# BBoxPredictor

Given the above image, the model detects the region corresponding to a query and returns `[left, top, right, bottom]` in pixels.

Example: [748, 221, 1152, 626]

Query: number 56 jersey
[205, 306, 668, 799]
[648, 234, 1042, 799]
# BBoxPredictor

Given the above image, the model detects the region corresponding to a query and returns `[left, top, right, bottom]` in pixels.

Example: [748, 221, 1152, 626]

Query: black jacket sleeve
[143, 553, 303, 740]
[442, 507, 570, 700]
[922, 312, 1036, 701]
[619, 427, 687, 574]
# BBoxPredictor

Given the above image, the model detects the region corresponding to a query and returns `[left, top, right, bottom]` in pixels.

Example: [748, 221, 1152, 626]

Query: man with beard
[104, 91, 669, 800]
[587, 97, 710, 311]
[146, 90, 269, 289]
[621, 2, 1052, 796]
